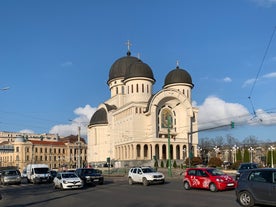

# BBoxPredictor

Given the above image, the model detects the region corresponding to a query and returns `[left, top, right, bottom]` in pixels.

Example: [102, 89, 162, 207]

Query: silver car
[0, 169, 21, 185]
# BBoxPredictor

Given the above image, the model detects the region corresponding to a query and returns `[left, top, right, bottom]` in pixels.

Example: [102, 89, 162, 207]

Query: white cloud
[198, 96, 251, 130]
[242, 78, 257, 88]
[223, 77, 232, 83]
[49, 104, 97, 137]
[61, 61, 73, 67]
[19, 129, 35, 134]
[248, 109, 276, 125]
[198, 96, 276, 131]
[263, 72, 276, 78]
[251, 0, 276, 7]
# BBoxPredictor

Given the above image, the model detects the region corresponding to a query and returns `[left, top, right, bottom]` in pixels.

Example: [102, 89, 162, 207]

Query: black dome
[164, 66, 193, 88]
[89, 108, 108, 125]
[125, 59, 155, 81]
[108, 52, 139, 82]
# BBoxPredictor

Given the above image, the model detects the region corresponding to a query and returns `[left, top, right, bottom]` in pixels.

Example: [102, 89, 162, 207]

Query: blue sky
[0, 0, 275, 142]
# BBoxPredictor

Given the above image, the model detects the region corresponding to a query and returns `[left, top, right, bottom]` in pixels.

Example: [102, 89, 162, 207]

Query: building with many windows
[0, 132, 87, 171]
[87, 45, 199, 167]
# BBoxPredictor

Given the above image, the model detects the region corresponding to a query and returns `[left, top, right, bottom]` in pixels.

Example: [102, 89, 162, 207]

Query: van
[26, 164, 51, 184]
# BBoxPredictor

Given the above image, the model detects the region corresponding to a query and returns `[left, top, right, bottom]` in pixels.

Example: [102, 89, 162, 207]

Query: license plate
[227, 183, 234, 186]
[94, 179, 99, 181]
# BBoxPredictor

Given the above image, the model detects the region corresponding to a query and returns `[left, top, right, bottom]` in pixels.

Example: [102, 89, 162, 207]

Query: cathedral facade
[87, 47, 198, 167]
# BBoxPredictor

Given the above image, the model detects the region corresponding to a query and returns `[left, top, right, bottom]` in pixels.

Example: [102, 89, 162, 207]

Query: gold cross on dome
[125, 40, 132, 52]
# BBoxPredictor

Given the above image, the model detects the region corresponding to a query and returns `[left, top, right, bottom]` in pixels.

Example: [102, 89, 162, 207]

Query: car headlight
[216, 178, 224, 182]
[63, 180, 68, 184]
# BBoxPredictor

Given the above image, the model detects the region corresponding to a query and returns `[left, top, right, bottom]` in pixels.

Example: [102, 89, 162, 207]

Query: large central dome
[108, 51, 139, 83]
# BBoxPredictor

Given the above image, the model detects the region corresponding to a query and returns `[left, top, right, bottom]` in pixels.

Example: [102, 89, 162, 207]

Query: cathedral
[87, 44, 198, 167]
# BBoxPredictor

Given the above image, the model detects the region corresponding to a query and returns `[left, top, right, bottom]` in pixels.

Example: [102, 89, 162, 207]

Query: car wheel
[238, 191, 255, 207]
[183, 181, 190, 190]
[128, 177, 133, 185]
[60, 183, 64, 190]
[209, 183, 217, 192]
[142, 178, 149, 186]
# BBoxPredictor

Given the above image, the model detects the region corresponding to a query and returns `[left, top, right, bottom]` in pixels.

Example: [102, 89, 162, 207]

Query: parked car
[236, 163, 258, 180]
[75, 168, 104, 186]
[236, 168, 276, 207]
[128, 166, 165, 186]
[183, 167, 236, 192]
[0, 169, 21, 185]
[53, 172, 83, 190]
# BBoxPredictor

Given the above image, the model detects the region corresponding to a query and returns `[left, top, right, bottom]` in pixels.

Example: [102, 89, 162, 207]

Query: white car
[53, 172, 83, 190]
[128, 166, 165, 186]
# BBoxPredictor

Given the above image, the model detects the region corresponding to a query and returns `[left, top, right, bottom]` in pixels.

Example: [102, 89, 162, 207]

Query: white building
[87, 47, 198, 166]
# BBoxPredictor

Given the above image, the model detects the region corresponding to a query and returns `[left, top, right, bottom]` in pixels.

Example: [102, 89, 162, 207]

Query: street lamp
[232, 145, 239, 163]
[213, 146, 220, 157]
[248, 147, 254, 163]
[268, 146, 275, 168]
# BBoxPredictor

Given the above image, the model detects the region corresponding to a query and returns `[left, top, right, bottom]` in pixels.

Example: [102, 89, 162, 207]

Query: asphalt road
[0, 176, 245, 207]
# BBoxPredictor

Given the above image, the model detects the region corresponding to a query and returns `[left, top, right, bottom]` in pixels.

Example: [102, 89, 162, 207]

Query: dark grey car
[75, 168, 104, 186]
[236, 168, 276, 207]
[235, 163, 258, 180]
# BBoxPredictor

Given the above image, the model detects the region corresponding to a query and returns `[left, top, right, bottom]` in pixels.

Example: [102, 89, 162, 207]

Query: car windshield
[238, 163, 257, 170]
[34, 168, 49, 174]
[4, 170, 18, 176]
[62, 173, 77, 178]
[142, 168, 155, 173]
[206, 169, 225, 176]
[84, 169, 100, 174]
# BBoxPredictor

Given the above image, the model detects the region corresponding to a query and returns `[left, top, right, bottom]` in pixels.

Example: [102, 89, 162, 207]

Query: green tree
[236, 149, 242, 162]
[160, 160, 164, 168]
[173, 160, 177, 168]
[243, 148, 250, 162]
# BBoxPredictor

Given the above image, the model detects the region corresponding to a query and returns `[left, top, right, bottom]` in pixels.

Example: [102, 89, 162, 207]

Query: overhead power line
[248, 26, 276, 115]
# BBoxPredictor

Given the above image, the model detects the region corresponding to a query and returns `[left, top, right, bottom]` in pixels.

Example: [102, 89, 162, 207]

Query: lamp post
[268, 146, 275, 168]
[167, 115, 172, 177]
[249, 147, 254, 163]
[214, 146, 220, 157]
[232, 145, 239, 163]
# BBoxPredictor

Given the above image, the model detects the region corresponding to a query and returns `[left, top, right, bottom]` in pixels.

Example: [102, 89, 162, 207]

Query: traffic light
[231, 121, 235, 128]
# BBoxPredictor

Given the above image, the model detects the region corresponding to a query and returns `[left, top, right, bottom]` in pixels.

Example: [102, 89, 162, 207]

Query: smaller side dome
[125, 60, 155, 81]
[164, 66, 193, 88]
[89, 108, 108, 125]
[14, 136, 25, 143]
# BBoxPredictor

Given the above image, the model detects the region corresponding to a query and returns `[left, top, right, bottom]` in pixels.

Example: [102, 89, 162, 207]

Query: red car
[183, 167, 236, 192]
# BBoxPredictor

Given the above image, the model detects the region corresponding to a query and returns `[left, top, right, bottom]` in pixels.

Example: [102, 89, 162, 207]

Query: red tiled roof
[29, 140, 65, 146]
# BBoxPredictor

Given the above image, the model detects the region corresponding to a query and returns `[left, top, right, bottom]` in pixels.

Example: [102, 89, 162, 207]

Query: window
[136, 84, 139, 92]
[249, 171, 272, 183]
[142, 84, 144, 93]
[131, 85, 133, 93]
[161, 108, 173, 128]
[16, 147, 19, 152]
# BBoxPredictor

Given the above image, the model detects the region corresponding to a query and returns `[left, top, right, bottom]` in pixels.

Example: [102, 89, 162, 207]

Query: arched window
[161, 108, 173, 128]
[136, 84, 139, 93]
[142, 84, 144, 93]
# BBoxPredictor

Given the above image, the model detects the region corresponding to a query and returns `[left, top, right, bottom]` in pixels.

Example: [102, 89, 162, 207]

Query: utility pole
[167, 115, 172, 177]
[77, 126, 81, 169]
